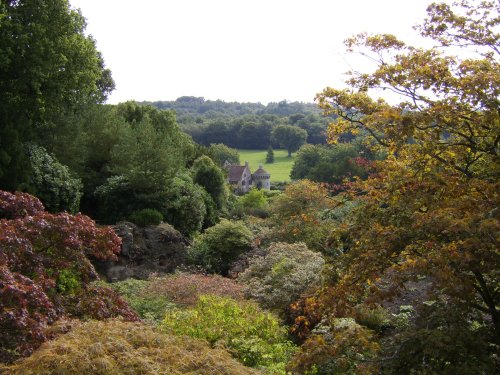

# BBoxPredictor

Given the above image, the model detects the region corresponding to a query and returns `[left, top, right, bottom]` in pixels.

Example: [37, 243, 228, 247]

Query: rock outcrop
[94, 221, 188, 281]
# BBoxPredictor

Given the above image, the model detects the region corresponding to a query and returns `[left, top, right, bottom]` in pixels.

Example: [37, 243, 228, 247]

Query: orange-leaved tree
[290, 1, 499, 373]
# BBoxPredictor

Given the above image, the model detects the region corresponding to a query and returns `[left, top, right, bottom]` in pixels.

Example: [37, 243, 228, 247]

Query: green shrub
[238, 242, 324, 314]
[162, 295, 296, 374]
[27, 145, 82, 214]
[56, 269, 81, 294]
[191, 155, 228, 211]
[97, 279, 174, 322]
[234, 188, 269, 218]
[128, 208, 164, 227]
[239, 188, 268, 210]
[188, 219, 254, 275]
[161, 174, 208, 237]
[94, 175, 136, 223]
[1, 320, 261, 374]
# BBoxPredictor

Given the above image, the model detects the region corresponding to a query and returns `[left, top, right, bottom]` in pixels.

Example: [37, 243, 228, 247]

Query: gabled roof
[228, 165, 247, 182]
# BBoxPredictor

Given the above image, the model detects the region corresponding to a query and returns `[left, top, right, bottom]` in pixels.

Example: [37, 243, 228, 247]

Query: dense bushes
[191, 155, 228, 211]
[239, 242, 325, 314]
[72, 103, 199, 225]
[290, 143, 374, 185]
[161, 174, 209, 236]
[269, 180, 334, 254]
[102, 273, 243, 320]
[128, 208, 164, 227]
[95, 173, 210, 235]
[287, 318, 379, 375]
[188, 219, 254, 274]
[0, 191, 138, 363]
[27, 145, 83, 213]
[1, 320, 260, 375]
[234, 188, 269, 217]
[145, 273, 243, 307]
[162, 295, 296, 373]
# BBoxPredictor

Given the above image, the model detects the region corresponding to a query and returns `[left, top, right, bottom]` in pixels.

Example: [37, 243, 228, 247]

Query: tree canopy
[294, 1, 500, 372]
[271, 124, 308, 157]
[0, 0, 114, 190]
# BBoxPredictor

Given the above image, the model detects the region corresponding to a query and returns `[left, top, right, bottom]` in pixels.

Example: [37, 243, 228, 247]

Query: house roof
[228, 165, 247, 182]
[253, 164, 270, 176]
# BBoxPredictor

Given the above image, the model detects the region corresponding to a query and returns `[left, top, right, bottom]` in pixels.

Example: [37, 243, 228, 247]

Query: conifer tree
[266, 145, 274, 164]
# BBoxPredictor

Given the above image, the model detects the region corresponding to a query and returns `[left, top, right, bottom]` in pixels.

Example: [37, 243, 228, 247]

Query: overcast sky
[69, 0, 444, 104]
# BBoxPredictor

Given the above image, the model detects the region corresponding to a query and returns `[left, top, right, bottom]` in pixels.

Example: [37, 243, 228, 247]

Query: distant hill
[140, 96, 322, 120]
[139, 97, 329, 149]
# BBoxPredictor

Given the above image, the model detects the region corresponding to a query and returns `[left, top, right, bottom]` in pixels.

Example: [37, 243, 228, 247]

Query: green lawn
[237, 149, 294, 182]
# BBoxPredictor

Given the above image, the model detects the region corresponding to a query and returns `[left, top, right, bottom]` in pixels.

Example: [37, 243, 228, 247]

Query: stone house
[225, 161, 271, 193]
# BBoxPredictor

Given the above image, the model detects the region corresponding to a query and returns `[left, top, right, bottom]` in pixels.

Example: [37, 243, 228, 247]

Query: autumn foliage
[289, 0, 500, 372]
[0, 191, 138, 363]
[269, 180, 334, 253]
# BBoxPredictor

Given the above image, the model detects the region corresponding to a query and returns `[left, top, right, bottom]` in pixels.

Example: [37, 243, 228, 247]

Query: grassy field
[238, 149, 294, 182]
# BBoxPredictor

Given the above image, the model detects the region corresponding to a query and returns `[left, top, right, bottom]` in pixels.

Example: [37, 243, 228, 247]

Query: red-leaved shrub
[0, 191, 45, 219]
[0, 191, 138, 363]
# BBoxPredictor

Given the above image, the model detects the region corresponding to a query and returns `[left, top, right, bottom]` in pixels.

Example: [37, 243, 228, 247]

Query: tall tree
[190, 155, 227, 211]
[266, 145, 275, 163]
[291, 1, 499, 373]
[111, 106, 193, 191]
[271, 125, 308, 157]
[0, 0, 114, 190]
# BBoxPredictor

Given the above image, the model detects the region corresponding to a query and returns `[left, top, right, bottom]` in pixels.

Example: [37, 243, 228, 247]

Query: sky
[69, 0, 442, 105]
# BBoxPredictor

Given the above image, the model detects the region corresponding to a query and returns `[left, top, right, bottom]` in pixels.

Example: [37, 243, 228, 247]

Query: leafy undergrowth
[0, 320, 261, 375]
[101, 272, 245, 321]
[146, 272, 244, 306]
[95, 278, 174, 321]
[162, 295, 296, 374]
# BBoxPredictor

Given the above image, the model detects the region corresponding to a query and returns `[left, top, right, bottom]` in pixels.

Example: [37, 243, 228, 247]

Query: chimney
[245, 161, 249, 168]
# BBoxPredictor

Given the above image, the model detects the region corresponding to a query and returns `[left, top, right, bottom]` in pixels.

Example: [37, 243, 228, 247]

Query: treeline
[142, 96, 322, 120]
[142, 97, 331, 148]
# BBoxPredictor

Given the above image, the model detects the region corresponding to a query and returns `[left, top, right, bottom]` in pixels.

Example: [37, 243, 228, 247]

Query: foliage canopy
[0, 0, 114, 190]
[300, 1, 500, 372]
